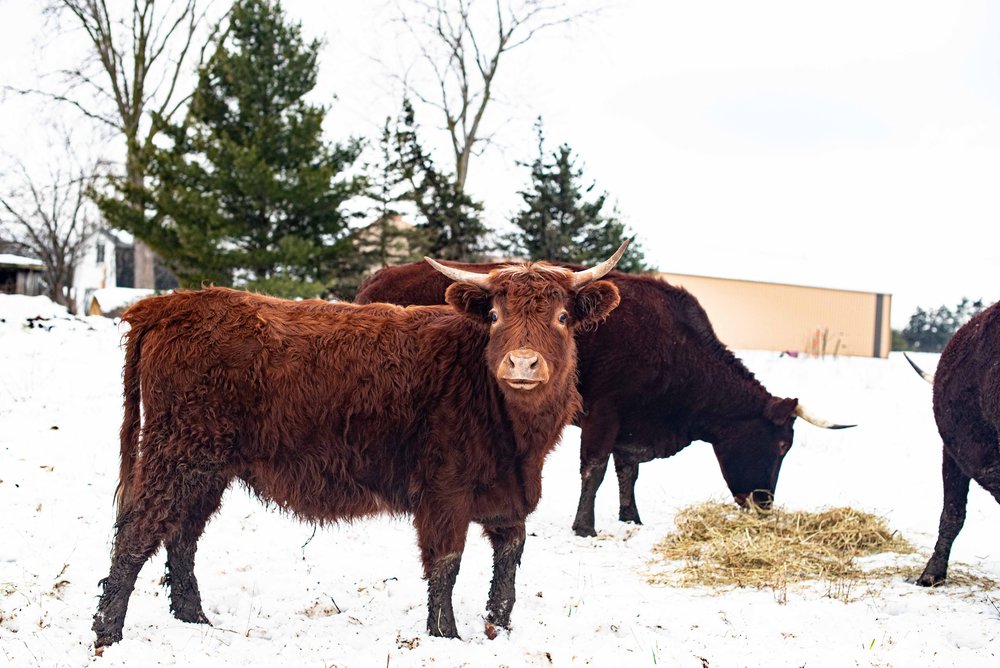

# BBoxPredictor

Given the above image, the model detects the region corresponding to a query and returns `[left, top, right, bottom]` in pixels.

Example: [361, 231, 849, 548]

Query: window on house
[96, 243, 105, 264]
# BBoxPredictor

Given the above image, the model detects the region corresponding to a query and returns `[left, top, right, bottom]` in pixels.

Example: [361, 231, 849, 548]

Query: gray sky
[3, 0, 998, 328]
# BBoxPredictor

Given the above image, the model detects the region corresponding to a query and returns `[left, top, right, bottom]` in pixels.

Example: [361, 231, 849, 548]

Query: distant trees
[896, 298, 985, 352]
[395, 0, 590, 193]
[506, 121, 649, 272]
[393, 100, 489, 262]
[38, 0, 223, 288]
[99, 0, 365, 298]
[0, 135, 99, 312]
[5, 2, 653, 301]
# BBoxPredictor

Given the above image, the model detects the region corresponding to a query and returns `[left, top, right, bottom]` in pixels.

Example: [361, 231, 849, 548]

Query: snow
[0, 294, 997, 667]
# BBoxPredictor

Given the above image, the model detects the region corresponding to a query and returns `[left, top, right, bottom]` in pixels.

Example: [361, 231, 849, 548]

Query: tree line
[1, 0, 646, 308]
[892, 297, 985, 353]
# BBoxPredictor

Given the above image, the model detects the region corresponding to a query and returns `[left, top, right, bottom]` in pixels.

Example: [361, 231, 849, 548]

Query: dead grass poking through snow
[647, 501, 915, 592]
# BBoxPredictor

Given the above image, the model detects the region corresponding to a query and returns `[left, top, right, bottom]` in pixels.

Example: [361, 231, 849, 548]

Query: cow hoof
[916, 571, 946, 587]
[175, 610, 211, 625]
[94, 633, 120, 653]
[572, 525, 597, 538]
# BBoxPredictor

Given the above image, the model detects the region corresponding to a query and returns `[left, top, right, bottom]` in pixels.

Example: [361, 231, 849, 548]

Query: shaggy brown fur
[913, 300, 1000, 586]
[93, 263, 621, 649]
[357, 263, 808, 536]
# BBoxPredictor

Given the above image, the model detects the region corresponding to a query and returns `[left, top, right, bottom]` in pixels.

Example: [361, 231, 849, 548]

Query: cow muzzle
[498, 348, 550, 390]
[734, 489, 774, 510]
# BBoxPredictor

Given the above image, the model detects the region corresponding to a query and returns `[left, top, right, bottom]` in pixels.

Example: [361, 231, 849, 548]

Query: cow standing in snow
[906, 300, 1000, 586]
[92, 245, 627, 649]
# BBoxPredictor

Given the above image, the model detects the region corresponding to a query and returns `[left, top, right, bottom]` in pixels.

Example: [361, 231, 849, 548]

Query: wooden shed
[0, 254, 44, 297]
[658, 272, 892, 359]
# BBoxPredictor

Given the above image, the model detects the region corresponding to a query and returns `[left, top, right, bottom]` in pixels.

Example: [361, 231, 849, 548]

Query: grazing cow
[92, 246, 627, 650]
[904, 300, 1000, 586]
[358, 264, 852, 536]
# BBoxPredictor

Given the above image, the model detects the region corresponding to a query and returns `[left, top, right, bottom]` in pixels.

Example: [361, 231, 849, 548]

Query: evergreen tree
[507, 120, 649, 273]
[100, 0, 364, 297]
[394, 100, 489, 262]
[900, 297, 985, 352]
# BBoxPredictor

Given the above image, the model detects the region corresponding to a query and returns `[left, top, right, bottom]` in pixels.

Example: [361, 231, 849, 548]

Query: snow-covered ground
[1, 294, 997, 667]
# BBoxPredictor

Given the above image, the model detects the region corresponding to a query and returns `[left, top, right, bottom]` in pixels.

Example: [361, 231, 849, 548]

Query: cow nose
[498, 348, 550, 390]
[511, 351, 538, 370]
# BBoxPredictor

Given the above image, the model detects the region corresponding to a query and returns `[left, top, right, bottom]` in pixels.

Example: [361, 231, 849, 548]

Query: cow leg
[93, 484, 175, 647]
[415, 504, 469, 638]
[613, 453, 642, 525]
[165, 478, 229, 624]
[917, 447, 971, 586]
[93, 520, 161, 649]
[572, 407, 619, 537]
[94, 450, 229, 648]
[483, 522, 526, 630]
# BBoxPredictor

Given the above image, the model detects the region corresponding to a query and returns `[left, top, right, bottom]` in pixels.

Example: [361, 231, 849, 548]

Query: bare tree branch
[395, 0, 595, 192]
[28, 0, 225, 288]
[0, 136, 100, 312]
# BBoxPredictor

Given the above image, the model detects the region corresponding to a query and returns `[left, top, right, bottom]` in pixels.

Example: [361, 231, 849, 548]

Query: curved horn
[903, 353, 934, 384]
[424, 257, 491, 288]
[794, 404, 855, 430]
[569, 238, 631, 289]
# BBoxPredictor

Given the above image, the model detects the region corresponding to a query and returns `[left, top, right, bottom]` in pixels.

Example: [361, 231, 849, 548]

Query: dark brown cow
[905, 300, 1000, 586]
[92, 248, 626, 649]
[358, 263, 851, 536]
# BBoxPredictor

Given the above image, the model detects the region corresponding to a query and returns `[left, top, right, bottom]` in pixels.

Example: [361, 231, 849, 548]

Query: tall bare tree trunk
[126, 156, 155, 288]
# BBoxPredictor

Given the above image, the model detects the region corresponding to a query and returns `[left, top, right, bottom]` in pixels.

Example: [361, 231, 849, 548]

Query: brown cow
[904, 300, 1000, 586]
[357, 263, 851, 536]
[92, 246, 626, 649]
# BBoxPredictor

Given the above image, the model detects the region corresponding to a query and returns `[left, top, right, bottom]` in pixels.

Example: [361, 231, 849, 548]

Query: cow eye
[489, 310, 498, 323]
[558, 312, 568, 324]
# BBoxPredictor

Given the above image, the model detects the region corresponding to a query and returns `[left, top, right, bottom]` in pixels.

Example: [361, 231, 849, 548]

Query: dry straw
[648, 501, 914, 589]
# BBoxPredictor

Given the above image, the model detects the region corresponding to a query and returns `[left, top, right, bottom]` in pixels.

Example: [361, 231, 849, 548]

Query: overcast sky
[3, 0, 999, 328]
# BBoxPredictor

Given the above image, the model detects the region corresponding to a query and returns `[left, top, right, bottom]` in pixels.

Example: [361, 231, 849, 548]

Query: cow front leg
[613, 454, 642, 525]
[484, 522, 526, 630]
[917, 447, 971, 586]
[415, 504, 469, 638]
[572, 408, 619, 537]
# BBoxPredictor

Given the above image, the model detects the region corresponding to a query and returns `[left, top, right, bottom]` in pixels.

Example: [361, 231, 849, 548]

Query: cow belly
[241, 451, 410, 523]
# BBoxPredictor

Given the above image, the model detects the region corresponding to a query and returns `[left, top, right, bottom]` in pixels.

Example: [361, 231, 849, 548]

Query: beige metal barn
[657, 272, 892, 359]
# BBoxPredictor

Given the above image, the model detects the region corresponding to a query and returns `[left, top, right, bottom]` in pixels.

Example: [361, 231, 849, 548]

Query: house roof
[0, 254, 45, 270]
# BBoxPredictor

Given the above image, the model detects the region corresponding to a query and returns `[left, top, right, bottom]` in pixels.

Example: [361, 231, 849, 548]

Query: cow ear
[445, 282, 492, 322]
[765, 397, 799, 425]
[572, 280, 621, 330]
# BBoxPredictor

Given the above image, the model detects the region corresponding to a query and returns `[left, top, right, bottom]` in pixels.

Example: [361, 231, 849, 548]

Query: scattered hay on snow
[647, 501, 914, 591]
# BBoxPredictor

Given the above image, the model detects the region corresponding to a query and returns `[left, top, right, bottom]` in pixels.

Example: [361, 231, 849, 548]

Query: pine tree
[99, 0, 364, 297]
[394, 100, 489, 262]
[901, 297, 985, 352]
[507, 120, 650, 273]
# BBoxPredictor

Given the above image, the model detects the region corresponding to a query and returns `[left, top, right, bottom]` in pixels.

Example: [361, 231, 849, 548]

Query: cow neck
[690, 346, 774, 424]
[434, 315, 577, 459]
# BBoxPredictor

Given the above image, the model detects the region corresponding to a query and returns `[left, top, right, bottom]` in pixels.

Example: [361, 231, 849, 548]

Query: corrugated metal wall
[658, 273, 892, 358]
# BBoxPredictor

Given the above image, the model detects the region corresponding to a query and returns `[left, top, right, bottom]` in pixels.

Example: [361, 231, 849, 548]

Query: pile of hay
[648, 501, 914, 590]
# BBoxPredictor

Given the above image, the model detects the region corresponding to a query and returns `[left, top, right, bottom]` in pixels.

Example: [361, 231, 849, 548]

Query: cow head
[425, 242, 627, 403]
[709, 397, 854, 509]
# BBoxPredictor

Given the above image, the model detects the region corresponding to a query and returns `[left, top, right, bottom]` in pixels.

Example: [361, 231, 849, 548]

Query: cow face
[709, 397, 798, 509]
[425, 242, 628, 403]
[444, 267, 620, 401]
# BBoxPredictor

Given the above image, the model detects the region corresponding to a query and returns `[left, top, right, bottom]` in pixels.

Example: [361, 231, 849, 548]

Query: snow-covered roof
[0, 253, 45, 269]
[88, 287, 154, 312]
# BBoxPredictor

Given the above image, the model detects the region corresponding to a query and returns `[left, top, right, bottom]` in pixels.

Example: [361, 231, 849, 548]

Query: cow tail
[115, 325, 143, 521]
